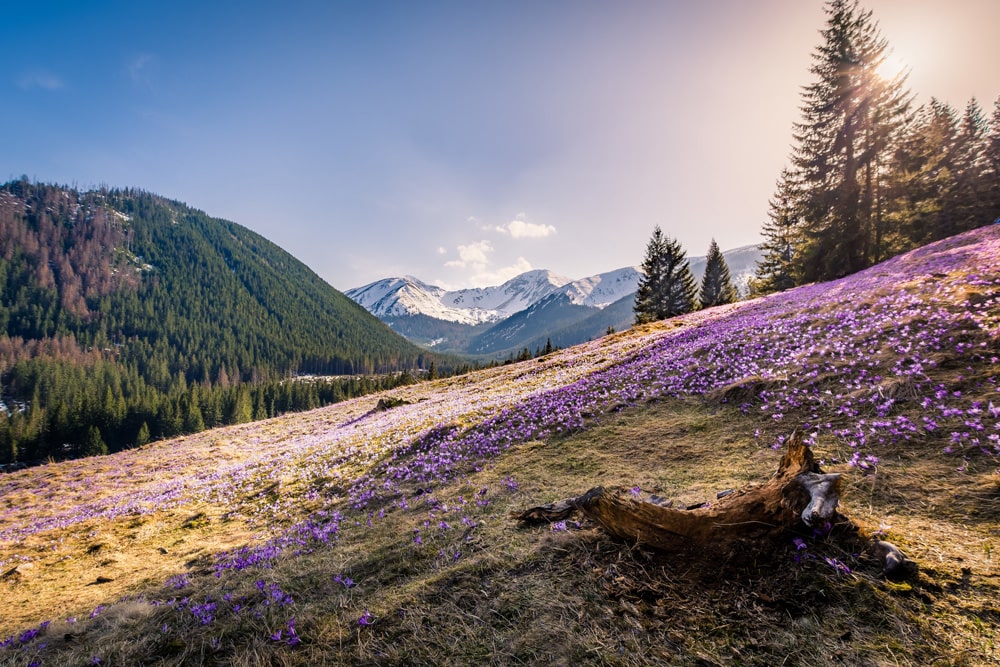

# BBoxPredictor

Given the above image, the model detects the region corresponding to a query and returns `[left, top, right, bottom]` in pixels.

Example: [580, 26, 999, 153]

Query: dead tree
[513, 436, 915, 579]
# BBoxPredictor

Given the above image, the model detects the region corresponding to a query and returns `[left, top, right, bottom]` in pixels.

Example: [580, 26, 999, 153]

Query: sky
[3, 1, 998, 291]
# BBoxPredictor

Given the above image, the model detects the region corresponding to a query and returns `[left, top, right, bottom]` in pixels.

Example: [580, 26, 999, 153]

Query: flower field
[1, 226, 998, 665]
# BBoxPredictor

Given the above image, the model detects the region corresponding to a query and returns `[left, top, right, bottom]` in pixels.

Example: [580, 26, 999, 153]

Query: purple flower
[358, 610, 374, 626]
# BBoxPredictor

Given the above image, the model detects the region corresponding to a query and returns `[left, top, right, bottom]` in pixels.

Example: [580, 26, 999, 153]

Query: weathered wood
[512, 435, 916, 578]
[514, 435, 839, 548]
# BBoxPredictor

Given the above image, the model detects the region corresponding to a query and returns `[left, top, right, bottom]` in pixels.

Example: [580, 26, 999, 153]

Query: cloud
[17, 71, 63, 91]
[444, 240, 493, 269]
[127, 53, 157, 86]
[494, 214, 556, 239]
[472, 257, 534, 285]
[437, 246, 447, 255]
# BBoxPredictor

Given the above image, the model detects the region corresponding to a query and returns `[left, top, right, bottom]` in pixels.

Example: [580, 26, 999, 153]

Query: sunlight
[875, 51, 909, 81]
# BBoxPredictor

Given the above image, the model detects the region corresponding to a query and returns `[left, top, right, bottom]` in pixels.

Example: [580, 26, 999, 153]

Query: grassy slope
[1, 227, 999, 665]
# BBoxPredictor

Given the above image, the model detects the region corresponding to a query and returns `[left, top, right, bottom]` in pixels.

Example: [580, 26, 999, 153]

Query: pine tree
[136, 421, 151, 447]
[227, 386, 253, 424]
[634, 227, 697, 323]
[634, 226, 669, 324]
[753, 169, 800, 294]
[948, 98, 993, 232]
[83, 425, 108, 457]
[790, 0, 912, 281]
[699, 239, 737, 308]
[987, 96, 1000, 220]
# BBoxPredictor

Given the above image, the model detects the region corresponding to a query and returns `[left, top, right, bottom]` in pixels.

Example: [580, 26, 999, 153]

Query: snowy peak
[558, 267, 641, 308]
[345, 270, 571, 325]
[441, 269, 572, 316]
[346, 245, 761, 336]
[345, 276, 450, 320]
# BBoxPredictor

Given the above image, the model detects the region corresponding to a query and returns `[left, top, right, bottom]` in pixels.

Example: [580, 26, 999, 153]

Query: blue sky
[3, 1, 998, 290]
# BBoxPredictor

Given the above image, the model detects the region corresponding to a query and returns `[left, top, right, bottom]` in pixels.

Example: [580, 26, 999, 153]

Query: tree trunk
[512, 436, 915, 578]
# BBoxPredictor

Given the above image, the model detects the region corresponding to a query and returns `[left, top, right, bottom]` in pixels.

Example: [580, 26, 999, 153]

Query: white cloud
[444, 240, 493, 269]
[473, 257, 533, 285]
[18, 71, 63, 91]
[437, 246, 447, 255]
[494, 213, 556, 239]
[127, 53, 155, 84]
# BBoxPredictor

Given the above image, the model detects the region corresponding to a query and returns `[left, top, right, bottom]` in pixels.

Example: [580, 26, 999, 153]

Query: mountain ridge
[0, 179, 439, 460]
[347, 244, 762, 356]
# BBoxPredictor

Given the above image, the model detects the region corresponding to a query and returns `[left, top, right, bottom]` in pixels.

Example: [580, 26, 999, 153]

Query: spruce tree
[948, 98, 993, 233]
[987, 96, 1000, 220]
[634, 227, 697, 323]
[699, 239, 737, 308]
[634, 226, 668, 324]
[136, 421, 151, 447]
[790, 0, 912, 281]
[753, 169, 800, 294]
[83, 425, 108, 457]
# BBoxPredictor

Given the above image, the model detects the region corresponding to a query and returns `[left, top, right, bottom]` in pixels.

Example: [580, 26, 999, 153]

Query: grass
[3, 397, 997, 665]
[2, 226, 999, 665]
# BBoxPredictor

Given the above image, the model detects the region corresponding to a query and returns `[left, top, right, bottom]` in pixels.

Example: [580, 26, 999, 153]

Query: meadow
[1, 226, 998, 665]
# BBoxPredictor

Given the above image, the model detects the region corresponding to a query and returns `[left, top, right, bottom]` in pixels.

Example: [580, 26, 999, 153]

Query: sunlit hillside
[1, 226, 998, 666]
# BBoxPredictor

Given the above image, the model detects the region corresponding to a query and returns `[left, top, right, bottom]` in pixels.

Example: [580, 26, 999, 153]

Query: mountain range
[347, 244, 762, 357]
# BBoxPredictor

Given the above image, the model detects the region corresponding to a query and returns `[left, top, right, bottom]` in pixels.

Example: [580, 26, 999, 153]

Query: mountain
[0, 179, 437, 460]
[467, 268, 641, 355]
[346, 269, 571, 325]
[348, 245, 761, 357]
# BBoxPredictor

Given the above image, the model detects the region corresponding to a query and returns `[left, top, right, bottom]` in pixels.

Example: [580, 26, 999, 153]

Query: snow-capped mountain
[346, 270, 571, 326]
[345, 275, 452, 319]
[557, 267, 642, 308]
[347, 244, 761, 356]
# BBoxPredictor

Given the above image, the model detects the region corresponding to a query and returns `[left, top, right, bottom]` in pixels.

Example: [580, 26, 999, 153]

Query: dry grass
[3, 395, 996, 666]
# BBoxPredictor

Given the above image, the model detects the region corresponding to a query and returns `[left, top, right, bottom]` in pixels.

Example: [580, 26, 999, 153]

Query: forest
[0, 180, 453, 464]
[753, 0, 1000, 292]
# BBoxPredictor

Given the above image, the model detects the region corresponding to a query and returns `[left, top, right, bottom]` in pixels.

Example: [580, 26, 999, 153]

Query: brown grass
[2, 358, 999, 665]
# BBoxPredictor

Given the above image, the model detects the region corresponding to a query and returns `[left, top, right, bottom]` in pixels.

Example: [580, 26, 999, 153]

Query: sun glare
[875, 52, 909, 81]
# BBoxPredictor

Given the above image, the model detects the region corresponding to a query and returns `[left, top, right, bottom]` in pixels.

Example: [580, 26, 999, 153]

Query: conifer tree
[634, 226, 668, 324]
[753, 169, 801, 294]
[699, 239, 737, 308]
[83, 425, 108, 457]
[790, 0, 912, 281]
[136, 421, 151, 447]
[948, 98, 993, 233]
[634, 226, 697, 323]
[987, 96, 1000, 220]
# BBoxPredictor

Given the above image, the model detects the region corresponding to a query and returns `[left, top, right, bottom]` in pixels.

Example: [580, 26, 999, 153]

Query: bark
[512, 436, 915, 578]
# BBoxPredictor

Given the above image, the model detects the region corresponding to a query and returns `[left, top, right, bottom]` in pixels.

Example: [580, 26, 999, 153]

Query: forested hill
[0, 179, 437, 462]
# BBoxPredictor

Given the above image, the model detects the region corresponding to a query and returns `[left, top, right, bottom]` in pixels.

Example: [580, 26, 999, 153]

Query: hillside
[0, 179, 436, 460]
[1, 226, 998, 665]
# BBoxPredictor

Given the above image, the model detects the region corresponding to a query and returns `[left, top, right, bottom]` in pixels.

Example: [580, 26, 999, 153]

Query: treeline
[754, 0, 1000, 293]
[0, 179, 458, 465]
[0, 353, 419, 463]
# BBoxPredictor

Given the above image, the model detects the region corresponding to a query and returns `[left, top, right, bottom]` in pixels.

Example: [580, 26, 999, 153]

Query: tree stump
[512, 435, 915, 578]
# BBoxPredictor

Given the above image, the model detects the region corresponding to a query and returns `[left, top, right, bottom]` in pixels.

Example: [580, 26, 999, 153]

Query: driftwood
[513, 436, 916, 579]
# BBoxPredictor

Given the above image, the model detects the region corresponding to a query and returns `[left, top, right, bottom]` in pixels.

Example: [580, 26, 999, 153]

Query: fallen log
[512, 435, 916, 578]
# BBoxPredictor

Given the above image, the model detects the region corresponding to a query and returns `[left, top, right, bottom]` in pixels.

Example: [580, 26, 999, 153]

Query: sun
[875, 51, 909, 81]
